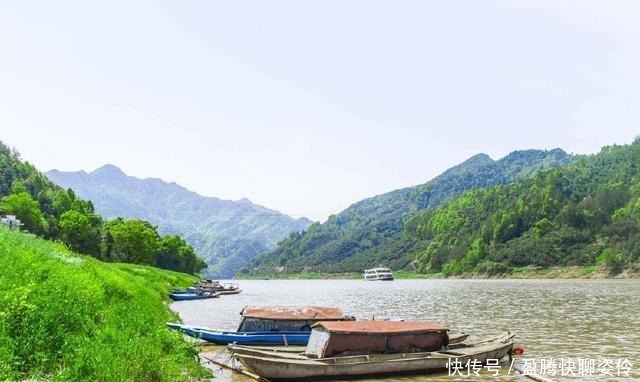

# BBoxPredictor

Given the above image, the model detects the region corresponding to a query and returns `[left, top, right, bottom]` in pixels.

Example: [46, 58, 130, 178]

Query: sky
[1, 1, 639, 221]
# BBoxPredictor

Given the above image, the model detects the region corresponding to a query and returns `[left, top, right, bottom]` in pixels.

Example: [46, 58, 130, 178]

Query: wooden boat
[231, 321, 514, 380]
[166, 323, 310, 345]
[167, 306, 353, 345]
[169, 291, 219, 301]
[230, 344, 307, 355]
[171, 281, 241, 297]
[170, 287, 198, 294]
[233, 338, 513, 380]
[236, 306, 353, 332]
[229, 332, 470, 358]
[215, 283, 242, 295]
[449, 332, 469, 344]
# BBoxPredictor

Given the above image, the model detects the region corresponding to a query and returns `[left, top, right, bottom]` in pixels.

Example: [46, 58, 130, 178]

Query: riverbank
[238, 266, 640, 280]
[0, 227, 210, 381]
[238, 270, 441, 280]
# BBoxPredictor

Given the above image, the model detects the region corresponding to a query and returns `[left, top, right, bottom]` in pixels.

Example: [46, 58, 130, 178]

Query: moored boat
[170, 287, 198, 294]
[236, 306, 353, 332]
[231, 321, 514, 380]
[169, 291, 219, 301]
[167, 323, 310, 345]
[167, 306, 354, 345]
[229, 332, 470, 358]
[233, 338, 513, 380]
[215, 283, 242, 295]
[170, 281, 242, 299]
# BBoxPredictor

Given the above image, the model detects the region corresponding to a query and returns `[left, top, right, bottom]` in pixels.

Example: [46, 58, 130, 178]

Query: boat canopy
[305, 321, 449, 358]
[240, 306, 346, 320]
[237, 306, 350, 332]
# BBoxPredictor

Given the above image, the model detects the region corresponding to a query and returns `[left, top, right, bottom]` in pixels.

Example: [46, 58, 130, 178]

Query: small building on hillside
[0, 215, 22, 230]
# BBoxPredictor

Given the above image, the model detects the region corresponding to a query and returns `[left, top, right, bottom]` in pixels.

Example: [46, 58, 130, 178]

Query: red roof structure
[240, 306, 346, 321]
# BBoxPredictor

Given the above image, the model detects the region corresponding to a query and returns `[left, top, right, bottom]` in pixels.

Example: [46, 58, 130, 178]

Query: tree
[58, 210, 94, 253]
[156, 234, 206, 274]
[0, 192, 46, 234]
[101, 219, 160, 264]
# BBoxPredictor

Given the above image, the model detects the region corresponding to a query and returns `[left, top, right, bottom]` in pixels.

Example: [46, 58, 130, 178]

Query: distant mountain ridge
[45, 165, 312, 277]
[240, 148, 577, 276]
[403, 140, 640, 276]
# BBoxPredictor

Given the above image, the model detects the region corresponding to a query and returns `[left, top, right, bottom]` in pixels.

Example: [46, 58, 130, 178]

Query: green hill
[406, 140, 640, 276]
[46, 165, 311, 278]
[0, 226, 207, 381]
[241, 149, 575, 276]
[0, 141, 205, 275]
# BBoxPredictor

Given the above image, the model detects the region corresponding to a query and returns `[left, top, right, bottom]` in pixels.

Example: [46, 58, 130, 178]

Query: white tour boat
[363, 267, 394, 281]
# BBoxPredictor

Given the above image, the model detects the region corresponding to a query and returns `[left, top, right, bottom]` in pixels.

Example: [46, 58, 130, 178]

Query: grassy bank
[0, 227, 209, 381]
[238, 266, 639, 280]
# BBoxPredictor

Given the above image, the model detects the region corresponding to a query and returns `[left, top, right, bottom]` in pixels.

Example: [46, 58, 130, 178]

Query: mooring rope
[198, 348, 270, 382]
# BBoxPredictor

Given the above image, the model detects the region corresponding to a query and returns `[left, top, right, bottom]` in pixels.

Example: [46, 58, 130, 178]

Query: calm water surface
[171, 279, 640, 381]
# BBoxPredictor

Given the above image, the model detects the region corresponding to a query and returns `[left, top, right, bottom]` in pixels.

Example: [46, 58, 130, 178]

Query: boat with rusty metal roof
[230, 321, 514, 380]
[167, 306, 354, 345]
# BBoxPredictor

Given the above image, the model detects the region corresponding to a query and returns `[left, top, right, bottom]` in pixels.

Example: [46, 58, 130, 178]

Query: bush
[596, 248, 624, 274]
[442, 259, 464, 276]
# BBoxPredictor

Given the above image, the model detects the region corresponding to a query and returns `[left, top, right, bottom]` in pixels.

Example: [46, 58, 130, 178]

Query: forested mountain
[46, 166, 311, 277]
[0, 141, 205, 274]
[405, 139, 640, 276]
[240, 149, 575, 275]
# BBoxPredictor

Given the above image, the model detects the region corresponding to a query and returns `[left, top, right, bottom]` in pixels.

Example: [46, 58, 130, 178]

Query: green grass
[0, 227, 210, 381]
[580, 266, 597, 276]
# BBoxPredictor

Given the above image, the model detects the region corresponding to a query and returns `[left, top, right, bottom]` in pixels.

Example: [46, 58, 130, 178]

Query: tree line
[0, 141, 206, 275]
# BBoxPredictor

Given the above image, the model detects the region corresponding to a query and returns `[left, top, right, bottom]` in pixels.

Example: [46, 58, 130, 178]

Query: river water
[171, 279, 640, 381]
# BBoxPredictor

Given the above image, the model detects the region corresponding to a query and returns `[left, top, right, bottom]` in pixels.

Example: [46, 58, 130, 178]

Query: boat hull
[168, 324, 310, 345]
[169, 293, 218, 301]
[215, 289, 242, 295]
[235, 340, 513, 380]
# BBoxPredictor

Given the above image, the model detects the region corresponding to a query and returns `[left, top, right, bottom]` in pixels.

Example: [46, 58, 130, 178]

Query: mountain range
[47, 148, 577, 278]
[402, 140, 640, 276]
[45, 165, 311, 277]
[240, 149, 576, 275]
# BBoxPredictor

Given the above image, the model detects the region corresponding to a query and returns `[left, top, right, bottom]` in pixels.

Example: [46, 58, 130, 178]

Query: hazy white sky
[1, 1, 639, 221]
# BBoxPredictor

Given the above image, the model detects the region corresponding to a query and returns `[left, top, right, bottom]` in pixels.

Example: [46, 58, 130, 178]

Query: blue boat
[166, 323, 310, 345]
[170, 287, 198, 295]
[168, 306, 353, 345]
[169, 292, 218, 301]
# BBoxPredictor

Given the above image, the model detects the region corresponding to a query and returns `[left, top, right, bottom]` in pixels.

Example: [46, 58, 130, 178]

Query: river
[171, 279, 640, 381]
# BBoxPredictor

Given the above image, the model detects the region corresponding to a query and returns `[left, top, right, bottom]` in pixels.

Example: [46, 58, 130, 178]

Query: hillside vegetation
[0, 142, 205, 274]
[0, 227, 207, 381]
[46, 165, 311, 277]
[241, 149, 575, 275]
[406, 140, 640, 276]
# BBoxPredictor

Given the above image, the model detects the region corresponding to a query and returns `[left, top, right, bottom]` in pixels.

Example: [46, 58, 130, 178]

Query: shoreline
[237, 266, 640, 280]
